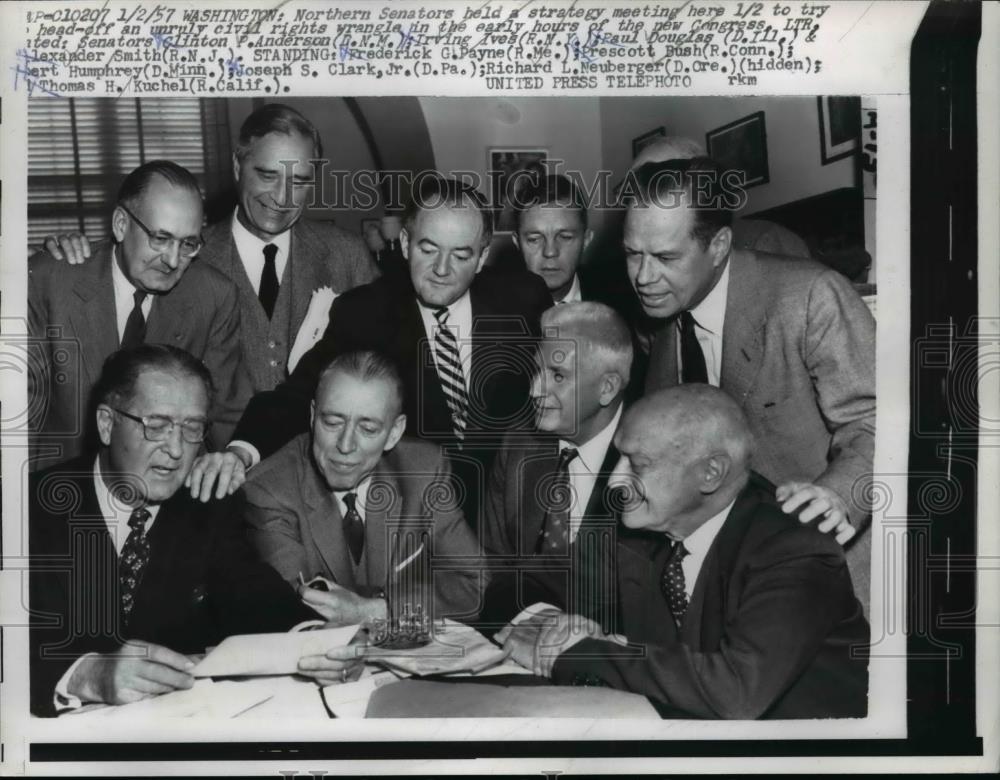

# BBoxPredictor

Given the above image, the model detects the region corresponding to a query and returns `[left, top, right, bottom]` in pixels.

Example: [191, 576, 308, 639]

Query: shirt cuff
[53, 653, 94, 713]
[292, 619, 326, 632]
[226, 440, 260, 469]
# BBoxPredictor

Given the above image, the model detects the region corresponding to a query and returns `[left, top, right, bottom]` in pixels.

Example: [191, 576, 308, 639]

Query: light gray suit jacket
[198, 218, 379, 393]
[243, 434, 484, 621]
[27, 243, 251, 469]
[645, 250, 876, 521]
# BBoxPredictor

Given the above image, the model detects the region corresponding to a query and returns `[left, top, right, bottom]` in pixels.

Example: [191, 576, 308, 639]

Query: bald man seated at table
[500, 384, 869, 719]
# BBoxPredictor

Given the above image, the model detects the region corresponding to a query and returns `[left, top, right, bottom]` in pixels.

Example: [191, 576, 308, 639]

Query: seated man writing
[29, 345, 355, 717]
[242, 350, 483, 627]
[500, 384, 870, 719]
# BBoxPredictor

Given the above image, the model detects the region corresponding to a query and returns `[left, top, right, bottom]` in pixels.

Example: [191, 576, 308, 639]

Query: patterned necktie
[536, 447, 579, 555]
[432, 307, 470, 443]
[679, 311, 709, 384]
[259, 243, 279, 319]
[119, 506, 152, 624]
[342, 492, 365, 565]
[120, 290, 148, 350]
[660, 539, 690, 627]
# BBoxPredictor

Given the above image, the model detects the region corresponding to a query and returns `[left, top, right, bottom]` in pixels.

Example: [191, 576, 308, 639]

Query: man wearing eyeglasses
[28, 345, 360, 716]
[28, 160, 252, 472]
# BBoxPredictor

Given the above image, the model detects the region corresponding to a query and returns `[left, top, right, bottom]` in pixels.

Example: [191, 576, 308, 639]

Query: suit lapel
[302, 457, 356, 588]
[68, 248, 118, 386]
[645, 318, 678, 392]
[288, 221, 323, 338]
[720, 251, 767, 399]
[580, 443, 621, 523]
[363, 461, 394, 588]
[146, 289, 194, 345]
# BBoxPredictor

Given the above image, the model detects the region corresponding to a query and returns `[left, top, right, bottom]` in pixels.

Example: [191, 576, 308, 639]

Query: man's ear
[475, 244, 491, 274]
[95, 405, 115, 446]
[309, 400, 315, 430]
[111, 207, 129, 243]
[399, 226, 410, 261]
[582, 228, 594, 251]
[698, 452, 732, 495]
[598, 371, 624, 406]
[384, 414, 407, 452]
[232, 152, 242, 184]
[709, 226, 733, 268]
[510, 231, 521, 251]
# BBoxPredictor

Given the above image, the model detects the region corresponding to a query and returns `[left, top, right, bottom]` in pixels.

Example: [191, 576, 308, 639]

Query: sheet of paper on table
[71, 679, 275, 719]
[191, 625, 361, 678]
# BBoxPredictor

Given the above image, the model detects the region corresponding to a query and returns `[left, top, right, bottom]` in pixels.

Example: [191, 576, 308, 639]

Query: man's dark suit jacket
[198, 218, 379, 393]
[28, 243, 252, 469]
[551, 474, 870, 719]
[29, 455, 317, 716]
[480, 430, 625, 633]
[234, 267, 553, 524]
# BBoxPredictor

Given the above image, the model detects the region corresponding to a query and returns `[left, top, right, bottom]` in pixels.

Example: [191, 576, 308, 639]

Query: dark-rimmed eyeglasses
[113, 408, 210, 444]
[119, 204, 204, 258]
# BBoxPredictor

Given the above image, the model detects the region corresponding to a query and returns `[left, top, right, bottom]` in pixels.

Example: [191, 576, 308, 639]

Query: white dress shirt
[231, 208, 291, 293]
[417, 290, 474, 388]
[111, 248, 154, 341]
[559, 403, 623, 543]
[677, 259, 730, 387]
[677, 498, 736, 600]
[555, 274, 582, 305]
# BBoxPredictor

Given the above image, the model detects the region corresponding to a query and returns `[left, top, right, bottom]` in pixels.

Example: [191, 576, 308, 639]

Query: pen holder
[375, 527, 433, 649]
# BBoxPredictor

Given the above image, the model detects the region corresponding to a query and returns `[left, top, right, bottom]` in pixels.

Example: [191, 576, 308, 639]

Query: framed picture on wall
[488, 148, 547, 234]
[818, 96, 861, 164]
[631, 126, 666, 158]
[706, 111, 769, 188]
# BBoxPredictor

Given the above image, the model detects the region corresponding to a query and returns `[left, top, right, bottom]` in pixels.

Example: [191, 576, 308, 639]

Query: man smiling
[243, 351, 483, 626]
[28, 161, 250, 470]
[233, 176, 552, 527]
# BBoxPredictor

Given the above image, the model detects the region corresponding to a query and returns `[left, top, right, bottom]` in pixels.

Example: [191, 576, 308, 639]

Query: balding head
[610, 384, 752, 538]
[631, 135, 706, 170]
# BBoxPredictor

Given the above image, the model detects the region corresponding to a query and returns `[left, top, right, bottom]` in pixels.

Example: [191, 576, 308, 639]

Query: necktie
[119, 507, 152, 624]
[259, 243, 279, 319]
[342, 492, 365, 565]
[120, 290, 148, 350]
[536, 447, 579, 555]
[678, 311, 709, 384]
[660, 540, 690, 627]
[432, 307, 470, 443]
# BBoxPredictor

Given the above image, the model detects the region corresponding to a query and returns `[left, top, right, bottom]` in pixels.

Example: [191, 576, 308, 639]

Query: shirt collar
[560, 402, 623, 474]
[333, 475, 372, 515]
[556, 274, 582, 304]
[677, 497, 735, 558]
[93, 457, 162, 525]
[417, 288, 473, 329]
[688, 258, 730, 335]
[110, 245, 140, 299]
[231, 207, 291, 257]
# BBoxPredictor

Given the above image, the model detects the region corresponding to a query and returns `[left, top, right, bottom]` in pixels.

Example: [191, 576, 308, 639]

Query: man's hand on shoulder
[185, 447, 250, 502]
[66, 640, 195, 706]
[776, 481, 856, 545]
[42, 233, 91, 264]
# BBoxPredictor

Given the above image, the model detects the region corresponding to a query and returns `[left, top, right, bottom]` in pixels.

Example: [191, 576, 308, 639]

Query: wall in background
[598, 96, 858, 215]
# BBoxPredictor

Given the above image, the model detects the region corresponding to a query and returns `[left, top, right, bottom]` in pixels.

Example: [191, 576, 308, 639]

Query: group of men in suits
[27, 102, 876, 720]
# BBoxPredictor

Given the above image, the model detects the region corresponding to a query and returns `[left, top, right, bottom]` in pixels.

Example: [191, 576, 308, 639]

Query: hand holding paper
[191, 626, 360, 678]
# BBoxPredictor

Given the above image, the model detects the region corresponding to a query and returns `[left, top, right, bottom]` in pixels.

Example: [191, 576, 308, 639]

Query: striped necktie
[536, 447, 579, 555]
[433, 306, 469, 442]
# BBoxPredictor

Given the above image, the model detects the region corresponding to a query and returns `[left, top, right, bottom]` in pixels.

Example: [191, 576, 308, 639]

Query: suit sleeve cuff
[53, 653, 94, 713]
[226, 441, 260, 469]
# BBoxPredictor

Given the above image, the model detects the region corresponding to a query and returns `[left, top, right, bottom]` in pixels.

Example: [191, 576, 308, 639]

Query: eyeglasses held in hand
[113, 408, 210, 444]
[119, 204, 204, 258]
